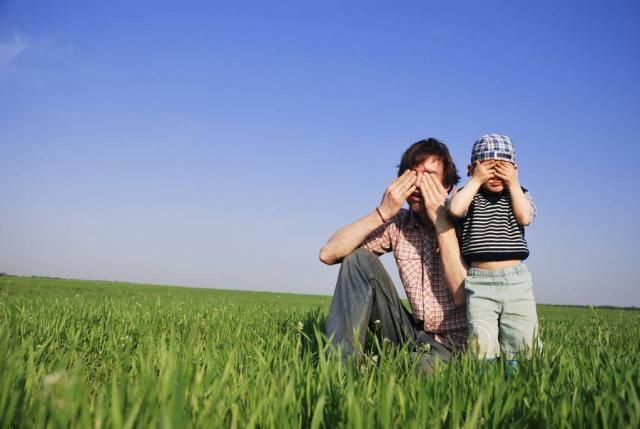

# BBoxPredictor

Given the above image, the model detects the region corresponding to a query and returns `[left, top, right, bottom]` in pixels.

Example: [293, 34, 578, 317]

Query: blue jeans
[325, 249, 451, 365]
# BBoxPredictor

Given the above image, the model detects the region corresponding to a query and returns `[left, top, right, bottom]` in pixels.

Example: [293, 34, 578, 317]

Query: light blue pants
[465, 263, 541, 360]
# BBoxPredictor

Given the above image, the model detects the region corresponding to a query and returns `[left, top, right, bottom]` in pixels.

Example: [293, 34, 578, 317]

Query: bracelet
[375, 207, 387, 223]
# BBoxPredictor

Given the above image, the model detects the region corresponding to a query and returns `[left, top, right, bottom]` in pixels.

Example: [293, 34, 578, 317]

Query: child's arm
[495, 161, 533, 225]
[448, 160, 495, 218]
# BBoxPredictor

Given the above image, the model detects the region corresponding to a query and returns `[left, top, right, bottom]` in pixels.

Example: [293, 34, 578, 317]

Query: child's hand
[494, 161, 518, 187]
[471, 160, 496, 184]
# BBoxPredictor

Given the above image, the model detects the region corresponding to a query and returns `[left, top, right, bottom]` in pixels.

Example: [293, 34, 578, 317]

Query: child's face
[483, 174, 505, 193]
[468, 160, 513, 193]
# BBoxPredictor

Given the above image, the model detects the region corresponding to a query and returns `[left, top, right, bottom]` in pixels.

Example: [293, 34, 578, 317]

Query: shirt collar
[406, 209, 434, 232]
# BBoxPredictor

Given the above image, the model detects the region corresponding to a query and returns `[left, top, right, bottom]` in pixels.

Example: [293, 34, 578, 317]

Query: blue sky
[1, 1, 639, 306]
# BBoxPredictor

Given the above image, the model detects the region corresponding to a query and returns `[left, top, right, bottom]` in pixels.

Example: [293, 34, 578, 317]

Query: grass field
[1, 275, 639, 428]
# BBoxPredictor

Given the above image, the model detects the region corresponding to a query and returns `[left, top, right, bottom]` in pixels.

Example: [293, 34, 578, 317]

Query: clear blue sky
[1, 0, 639, 306]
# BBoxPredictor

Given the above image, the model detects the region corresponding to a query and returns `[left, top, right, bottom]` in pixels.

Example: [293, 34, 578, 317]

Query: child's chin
[483, 183, 504, 192]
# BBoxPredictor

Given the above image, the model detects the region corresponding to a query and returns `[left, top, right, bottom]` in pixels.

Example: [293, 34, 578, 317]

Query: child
[448, 134, 541, 362]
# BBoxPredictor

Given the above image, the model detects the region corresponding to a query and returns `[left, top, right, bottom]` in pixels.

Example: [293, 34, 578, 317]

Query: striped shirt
[361, 209, 467, 349]
[457, 187, 535, 263]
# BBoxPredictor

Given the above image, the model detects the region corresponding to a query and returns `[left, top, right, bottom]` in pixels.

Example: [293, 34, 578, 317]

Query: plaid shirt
[362, 208, 467, 349]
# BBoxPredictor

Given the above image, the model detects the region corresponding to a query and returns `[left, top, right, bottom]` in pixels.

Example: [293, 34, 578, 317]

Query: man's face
[406, 155, 445, 214]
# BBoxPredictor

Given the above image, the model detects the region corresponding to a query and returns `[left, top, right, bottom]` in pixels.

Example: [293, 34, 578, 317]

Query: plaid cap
[471, 134, 516, 165]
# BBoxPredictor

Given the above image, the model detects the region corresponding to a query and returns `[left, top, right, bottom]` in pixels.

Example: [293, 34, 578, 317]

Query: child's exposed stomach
[470, 260, 522, 270]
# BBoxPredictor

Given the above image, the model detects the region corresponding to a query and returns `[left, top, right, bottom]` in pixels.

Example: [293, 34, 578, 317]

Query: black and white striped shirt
[456, 187, 534, 263]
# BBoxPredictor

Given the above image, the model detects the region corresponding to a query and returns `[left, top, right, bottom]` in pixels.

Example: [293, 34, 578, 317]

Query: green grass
[1, 275, 639, 428]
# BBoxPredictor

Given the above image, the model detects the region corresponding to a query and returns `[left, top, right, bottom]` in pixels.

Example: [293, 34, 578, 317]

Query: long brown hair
[398, 138, 460, 190]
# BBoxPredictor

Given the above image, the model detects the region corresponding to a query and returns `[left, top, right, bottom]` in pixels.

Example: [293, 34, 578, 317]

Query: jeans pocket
[507, 271, 533, 290]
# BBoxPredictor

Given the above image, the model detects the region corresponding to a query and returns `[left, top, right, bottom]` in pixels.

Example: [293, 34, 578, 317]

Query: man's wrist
[433, 208, 454, 234]
[378, 205, 396, 221]
[375, 207, 388, 224]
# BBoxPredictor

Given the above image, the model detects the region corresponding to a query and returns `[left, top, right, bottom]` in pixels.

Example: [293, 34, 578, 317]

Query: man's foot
[410, 351, 437, 375]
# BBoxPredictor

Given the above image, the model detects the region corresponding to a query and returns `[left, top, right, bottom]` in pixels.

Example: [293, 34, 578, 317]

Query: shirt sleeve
[524, 190, 537, 224]
[361, 216, 395, 255]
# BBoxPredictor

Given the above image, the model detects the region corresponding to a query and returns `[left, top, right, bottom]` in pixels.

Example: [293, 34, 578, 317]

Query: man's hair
[397, 138, 460, 189]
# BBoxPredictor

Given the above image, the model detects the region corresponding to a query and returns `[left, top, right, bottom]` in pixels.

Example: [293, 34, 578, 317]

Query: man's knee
[337, 248, 391, 297]
[342, 248, 377, 269]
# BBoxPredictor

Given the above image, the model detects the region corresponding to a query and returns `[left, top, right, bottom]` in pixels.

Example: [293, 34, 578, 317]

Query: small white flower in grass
[296, 321, 304, 333]
[419, 343, 431, 352]
[373, 319, 382, 331]
[42, 370, 66, 389]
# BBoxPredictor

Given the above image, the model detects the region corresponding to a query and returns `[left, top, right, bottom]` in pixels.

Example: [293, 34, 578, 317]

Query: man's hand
[319, 169, 417, 265]
[471, 160, 496, 184]
[378, 169, 417, 220]
[418, 171, 466, 305]
[494, 161, 519, 188]
[419, 173, 449, 227]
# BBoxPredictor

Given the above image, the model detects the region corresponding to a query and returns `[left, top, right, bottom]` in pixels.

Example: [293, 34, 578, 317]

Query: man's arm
[319, 170, 417, 265]
[448, 161, 494, 218]
[420, 173, 468, 306]
[495, 162, 532, 225]
[318, 210, 386, 265]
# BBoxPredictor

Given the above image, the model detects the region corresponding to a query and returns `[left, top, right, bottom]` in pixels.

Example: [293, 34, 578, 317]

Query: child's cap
[470, 134, 516, 165]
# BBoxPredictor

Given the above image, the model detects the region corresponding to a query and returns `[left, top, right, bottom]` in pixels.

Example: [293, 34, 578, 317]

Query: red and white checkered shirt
[362, 208, 467, 349]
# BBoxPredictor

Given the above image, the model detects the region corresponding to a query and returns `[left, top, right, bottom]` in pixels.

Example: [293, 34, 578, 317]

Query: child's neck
[479, 187, 506, 196]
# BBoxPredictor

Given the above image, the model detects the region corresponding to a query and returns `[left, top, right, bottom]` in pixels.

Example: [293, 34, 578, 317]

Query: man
[319, 138, 468, 367]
